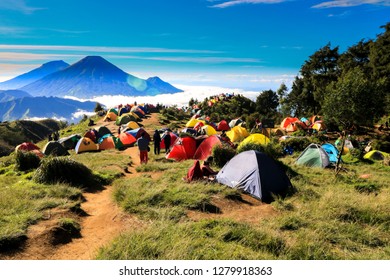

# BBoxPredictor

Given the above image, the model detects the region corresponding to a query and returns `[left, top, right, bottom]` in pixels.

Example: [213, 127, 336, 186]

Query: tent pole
[335, 131, 345, 176]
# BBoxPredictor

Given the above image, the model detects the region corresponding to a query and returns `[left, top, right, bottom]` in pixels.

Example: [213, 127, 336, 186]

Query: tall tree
[339, 39, 372, 76]
[370, 22, 390, 112]
[300, 43, 340, 108]
[255, 89, 279, 118]
[323, 68, 386, 129]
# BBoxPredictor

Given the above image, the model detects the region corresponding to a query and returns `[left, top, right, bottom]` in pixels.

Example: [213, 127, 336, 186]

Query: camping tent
[216, 150, 291, 201]
[15, 142, 44, 158]
[321, 143, 339, 163]
[160, 131, 178, 149]
[226, 126, 249, 142]
[58, 134, 81, 150]
[98, 135, 124, 150]
[95, 126, 112, 138]
[84, 129, 98, 143]
[75, 137, 99, 154]
[126, 127, 151, 141]
[103, 111, 117, 121]
[312, 121, 326, 132]
[125, 121, 140, 130]
[119, 131, 137, 147]
[238, 133, 270, 148]
[280, 117, 299, 130]
[363, 150, 389, 161]
[186, 118, 205, 128]
[295, 143, 330, 168]
[229, 118, 243, 128]
[199, 125, 217, 136]
[116, 114, 138, 126]
[193, 135, 222, 161]
[166, 137, 197, 161]
[216, 120, 230, 131]
[42, 141, 70, 156]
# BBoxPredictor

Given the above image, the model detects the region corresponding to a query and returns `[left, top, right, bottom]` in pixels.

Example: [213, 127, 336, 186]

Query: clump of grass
[57, 218, 81, 235]
[33, 157, 101, 189]
[97, 219, 285, 260]
[354, 183, 380, 195]
[14, 150, 41, 171]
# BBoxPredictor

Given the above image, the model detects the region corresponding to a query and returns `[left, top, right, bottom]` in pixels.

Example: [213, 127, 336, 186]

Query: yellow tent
[363, 150, 389, 161]
[239, 134, 270, 148]
[200, 125, 217, 136]
[75, 137, 99, 154]
[186, 118, 205, 128]
[126, 121, 140, 130]
[226, 126, 249, 142]
[103, 111, 117, 121]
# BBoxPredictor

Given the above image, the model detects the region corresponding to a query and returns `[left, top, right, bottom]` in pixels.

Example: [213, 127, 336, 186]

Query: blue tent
[321, 143, 339, 163]
[216, 150, 292, 201]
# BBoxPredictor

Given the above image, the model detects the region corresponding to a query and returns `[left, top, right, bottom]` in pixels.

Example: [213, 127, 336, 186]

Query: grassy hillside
[0, 108, 389, 260]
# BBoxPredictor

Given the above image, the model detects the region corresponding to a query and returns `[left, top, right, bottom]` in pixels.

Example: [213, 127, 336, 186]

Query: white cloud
[0, 0, 43, 14]
[0, 26, 29, 35]
[0, 44, 222, 54]
[0, 52, 79, 62]
[312, 0, 390, 8]
[209, 0, 288, 8]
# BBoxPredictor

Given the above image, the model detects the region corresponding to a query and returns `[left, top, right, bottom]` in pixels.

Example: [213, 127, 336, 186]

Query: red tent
[166, 137, 197, 161]
[185, 160, 203, 182]
[160, 132, 178, 149]
[15, 142, 40, 152]
[84, 130, 97, 143]
[119, 132, 137, 146]
[217, 120, 230, 131]
[193, 135, 222, 161]
[280, 117, 299, 130]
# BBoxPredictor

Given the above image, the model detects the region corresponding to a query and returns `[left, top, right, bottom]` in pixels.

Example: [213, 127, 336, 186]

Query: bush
[279, 137, 311, 153]
[14, 150, 41, 171]
[370, 139, 390, 153]
[33, 157, 100, 189]
[236, 142, 284, 160]
[212, 144, 236, 168]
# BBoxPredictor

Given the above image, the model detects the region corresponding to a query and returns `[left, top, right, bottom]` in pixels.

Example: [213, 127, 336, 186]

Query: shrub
[14, 150, 41, 171]
[33, 157, 100, 189]
[212, 144, 236, 168]
[279, 137, 311, 153]
[236, 141, 284, 160]
[370, 139, 390, 153]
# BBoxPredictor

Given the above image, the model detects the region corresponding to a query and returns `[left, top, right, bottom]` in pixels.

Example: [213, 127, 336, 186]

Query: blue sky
[0, 0, 389, 90]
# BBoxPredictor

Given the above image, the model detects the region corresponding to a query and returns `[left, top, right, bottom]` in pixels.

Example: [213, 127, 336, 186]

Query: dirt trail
[3, 113, 275, 260]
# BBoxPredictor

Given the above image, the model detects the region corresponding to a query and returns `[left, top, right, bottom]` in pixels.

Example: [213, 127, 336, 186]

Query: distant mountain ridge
[15, 56, 182, 98]
[0, 60, 69, 90]
[0, 90, 32, 103]
[0, 96, 95, 122]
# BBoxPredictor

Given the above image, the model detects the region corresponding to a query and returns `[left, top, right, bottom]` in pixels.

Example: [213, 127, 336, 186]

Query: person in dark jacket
[137, 132, 150, 164]
[162, 130, 171, 154]
[153, 130, 161, 155]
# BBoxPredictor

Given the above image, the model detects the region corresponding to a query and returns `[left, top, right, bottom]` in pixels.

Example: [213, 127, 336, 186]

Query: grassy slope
[0, 112, 389, 259]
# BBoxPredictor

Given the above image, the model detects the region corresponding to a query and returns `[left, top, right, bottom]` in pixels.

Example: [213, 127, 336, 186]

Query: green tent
[115, 114, 137, 126]
[363, 150, 389, 161]
[296, 143, 330, 168]
[42, 141, 70, 156]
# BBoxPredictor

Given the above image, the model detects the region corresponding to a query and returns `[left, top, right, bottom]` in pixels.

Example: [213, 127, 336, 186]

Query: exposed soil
[1, 113, 276, 260]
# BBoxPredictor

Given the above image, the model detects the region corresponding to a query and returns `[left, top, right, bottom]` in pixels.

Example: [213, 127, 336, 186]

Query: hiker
[137, 132, 150, 164]
[201, 157, 218, 178]
[162, 130, 171, 154]
[153, 130, 161, 155]
[88, 118, 95, 126]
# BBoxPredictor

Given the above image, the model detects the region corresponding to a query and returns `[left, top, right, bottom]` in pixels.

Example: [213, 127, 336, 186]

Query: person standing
[153, 130, 161, 155]
[137, 132, 150, 164]
[162, 130, 171, 154]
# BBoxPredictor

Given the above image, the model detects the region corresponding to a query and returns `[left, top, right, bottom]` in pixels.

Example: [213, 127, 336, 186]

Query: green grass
[0, 165, 82, 250]
[103, 151, 390, 260]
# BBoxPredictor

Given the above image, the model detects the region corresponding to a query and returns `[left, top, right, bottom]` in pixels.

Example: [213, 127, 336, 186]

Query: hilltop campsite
[0, 19, 390, 262]
[0, 91, 389, 260]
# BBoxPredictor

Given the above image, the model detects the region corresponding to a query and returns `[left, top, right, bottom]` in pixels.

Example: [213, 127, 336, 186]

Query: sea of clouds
[67, 85, 262, 111]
